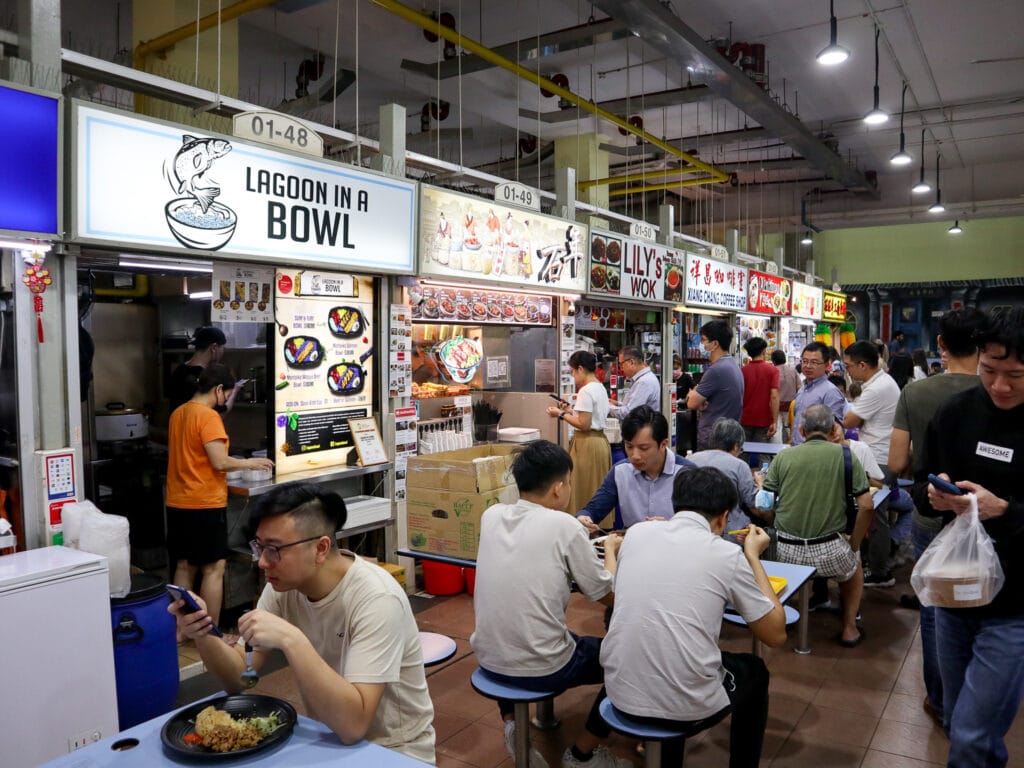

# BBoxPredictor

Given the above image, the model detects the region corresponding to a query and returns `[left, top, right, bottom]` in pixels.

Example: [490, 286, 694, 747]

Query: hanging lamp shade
[816, 0, 850, 65]
[864, 27, 888, 124]
[890, 82, 912, 164]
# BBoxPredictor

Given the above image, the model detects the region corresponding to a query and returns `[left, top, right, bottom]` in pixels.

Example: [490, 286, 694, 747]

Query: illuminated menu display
[822, 290, 848, 323]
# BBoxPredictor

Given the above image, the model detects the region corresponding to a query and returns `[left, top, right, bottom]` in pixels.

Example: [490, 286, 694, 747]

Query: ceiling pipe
[801, 199, 822, 233]
[369, 0, 729, 187]
[591, 0, 878, 197]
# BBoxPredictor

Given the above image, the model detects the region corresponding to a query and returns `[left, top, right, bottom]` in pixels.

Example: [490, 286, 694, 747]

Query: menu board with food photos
[746, 269, 793, 316]
[575, 302, 626, 331]
[273, 269, 376, 475]
[211, 263, 274, 323]
[822, 290, 847, 323]
[418, 185, 587, 293]
[411, 284, 553, 326]
[588, 229, 686, 305]
[791, 282, 823, 320]
[684, 253, 749, 311]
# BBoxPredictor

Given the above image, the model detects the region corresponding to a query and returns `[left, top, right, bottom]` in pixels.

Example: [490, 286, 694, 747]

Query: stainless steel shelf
[228, 462, 392, 496]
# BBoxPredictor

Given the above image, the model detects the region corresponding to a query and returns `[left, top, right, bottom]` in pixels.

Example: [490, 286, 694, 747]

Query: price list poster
[393, 405, 418, 501]
[389, 304, 412, 398]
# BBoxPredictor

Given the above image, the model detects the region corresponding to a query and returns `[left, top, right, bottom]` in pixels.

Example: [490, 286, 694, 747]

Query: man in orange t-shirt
[167, 364, 273, 627]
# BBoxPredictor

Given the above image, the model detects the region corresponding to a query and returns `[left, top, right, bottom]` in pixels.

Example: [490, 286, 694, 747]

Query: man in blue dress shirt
[608, 346, 661, 419]
[791, 341, 847, 445]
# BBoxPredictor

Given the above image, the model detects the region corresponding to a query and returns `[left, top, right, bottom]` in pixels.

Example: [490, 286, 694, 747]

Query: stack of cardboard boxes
[406, 445, 520, 560]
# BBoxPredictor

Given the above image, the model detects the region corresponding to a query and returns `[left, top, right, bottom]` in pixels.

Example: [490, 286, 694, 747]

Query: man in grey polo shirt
[577, 407, 694, 532]
[687, 319, 744, 450]
[609, 345, 661, 419]
[602, 467, 786, 768]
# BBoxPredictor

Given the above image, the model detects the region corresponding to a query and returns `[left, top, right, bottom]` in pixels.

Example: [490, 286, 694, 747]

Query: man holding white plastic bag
[917, 306, 1024, 768]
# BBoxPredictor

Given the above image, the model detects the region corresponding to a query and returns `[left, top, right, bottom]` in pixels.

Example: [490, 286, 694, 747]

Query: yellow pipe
[133, 0, 280, 71]
[579, 167, 708, 190]
[370, 0, 728, 186]
[609, 178, 724, 197]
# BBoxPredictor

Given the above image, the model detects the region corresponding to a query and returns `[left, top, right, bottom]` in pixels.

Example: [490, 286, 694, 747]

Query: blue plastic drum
[110, 574, 179, 729]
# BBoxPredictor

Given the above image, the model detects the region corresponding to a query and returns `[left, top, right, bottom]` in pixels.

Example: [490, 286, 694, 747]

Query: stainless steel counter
[228, 462, 393, 496]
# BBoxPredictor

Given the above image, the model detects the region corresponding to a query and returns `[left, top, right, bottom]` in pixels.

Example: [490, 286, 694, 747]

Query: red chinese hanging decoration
[21, 251, 52, 343]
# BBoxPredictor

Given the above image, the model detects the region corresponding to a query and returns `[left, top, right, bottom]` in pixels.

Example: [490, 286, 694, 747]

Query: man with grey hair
[609, 345, 661, 419]
[688, 419, 764, 535]
[762, 404, 874, 647]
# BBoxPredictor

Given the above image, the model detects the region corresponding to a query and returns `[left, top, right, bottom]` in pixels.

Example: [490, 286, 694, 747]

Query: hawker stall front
[788, 280, 825, 361]
[404, 184, 586, 562]
[68, 101, 413, 612]
[737, 268, 792, 363]
[584, 227, 686, 449]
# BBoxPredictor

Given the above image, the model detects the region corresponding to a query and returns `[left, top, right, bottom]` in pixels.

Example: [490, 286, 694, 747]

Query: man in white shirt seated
[170, 482, 436, 763]
[601, 467, 786, 768]
[472, 440, 629, 768]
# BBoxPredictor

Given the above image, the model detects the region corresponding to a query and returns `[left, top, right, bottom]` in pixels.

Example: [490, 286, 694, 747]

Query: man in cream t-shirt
[473, 440, 628, 768]
[171, 482, 435, 764]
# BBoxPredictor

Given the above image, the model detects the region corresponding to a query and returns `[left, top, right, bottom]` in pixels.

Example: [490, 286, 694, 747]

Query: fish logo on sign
[163, 134, 238, 251]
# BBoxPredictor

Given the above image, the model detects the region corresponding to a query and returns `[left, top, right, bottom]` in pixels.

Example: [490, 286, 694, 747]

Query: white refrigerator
[0, 546, 120, 767]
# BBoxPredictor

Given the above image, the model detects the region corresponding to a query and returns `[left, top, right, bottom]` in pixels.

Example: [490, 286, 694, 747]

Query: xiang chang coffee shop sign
[683, 253, 749, 311]
[71, 103, 416, 273]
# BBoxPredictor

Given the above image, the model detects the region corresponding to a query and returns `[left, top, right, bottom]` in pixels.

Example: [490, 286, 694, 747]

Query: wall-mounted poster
[589, 229, 687, 305]
[684, 253, 749, 311]
[211, 263, 274, 323]
[273, 269, 375, 475]
[746, 269, 793, 316]
[418, 185, 587, 293]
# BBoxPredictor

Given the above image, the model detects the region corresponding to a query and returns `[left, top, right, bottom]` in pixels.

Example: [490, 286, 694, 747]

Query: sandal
[838, 627, 865, 648]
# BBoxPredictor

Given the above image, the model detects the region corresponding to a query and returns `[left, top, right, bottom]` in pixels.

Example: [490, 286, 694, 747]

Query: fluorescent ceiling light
[890, 150, 912, 165]
[801, 232, 814, 245]
[947, 220, 962, 234]
[912, 180, 932, 194]
[119, 255, 213, 273]
[0, 239, 51, 252]
[189, 291, 213, 299]
[816, 1, 849, 66]
[864, 108, 888, 125]
[928, 202, 946, 214]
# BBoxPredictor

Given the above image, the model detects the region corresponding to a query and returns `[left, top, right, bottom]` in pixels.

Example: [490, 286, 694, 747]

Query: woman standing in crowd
[911, 348, 929, 381]
[546, 350, 611, 516]
[166, 364, 274, 632]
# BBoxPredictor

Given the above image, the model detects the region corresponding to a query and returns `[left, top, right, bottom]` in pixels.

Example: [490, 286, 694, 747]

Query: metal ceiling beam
[400, 17, 631, 80]
[518, 84, 710, 124]
[591, 0, 879, 197]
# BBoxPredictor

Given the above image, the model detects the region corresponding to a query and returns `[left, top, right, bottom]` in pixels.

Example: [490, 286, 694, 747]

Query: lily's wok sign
[71, 103, 416, 273]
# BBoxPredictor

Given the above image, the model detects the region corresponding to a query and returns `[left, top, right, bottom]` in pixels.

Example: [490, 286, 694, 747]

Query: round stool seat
[419, 632, 457, 667]
[470, 668, 557, 702]
[723, 605, 800, 627]
[598, 698, 687, 740]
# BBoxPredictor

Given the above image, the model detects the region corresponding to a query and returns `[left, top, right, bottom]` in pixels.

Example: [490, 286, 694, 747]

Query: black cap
[192, 326, 227, 349]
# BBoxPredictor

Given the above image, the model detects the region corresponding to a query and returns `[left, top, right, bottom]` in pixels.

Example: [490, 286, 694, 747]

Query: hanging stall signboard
[71, 102, 416, 273]
[0, 82, 60, 237]
[683, 253, 748, 311]
[273, 270, 377, 475]
[746, 269, 792, 316]
[822, 290, 847, 323]
[791, 282, 824, 321]
[418, 185, 586, 293]
[589, 229, 686, 305]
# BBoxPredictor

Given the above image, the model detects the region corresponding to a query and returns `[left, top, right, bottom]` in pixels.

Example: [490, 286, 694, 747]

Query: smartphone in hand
[548, 394, 569, 407]
[166, 584, 223, 636]
[927, 474, 965, 496]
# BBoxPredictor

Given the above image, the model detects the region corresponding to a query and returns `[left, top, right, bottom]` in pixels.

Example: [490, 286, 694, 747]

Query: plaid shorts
[775, 532, 858, 581]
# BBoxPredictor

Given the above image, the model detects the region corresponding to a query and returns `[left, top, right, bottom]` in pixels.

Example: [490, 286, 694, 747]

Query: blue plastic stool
[419, 632, 457, 667]
[470, 668, 557, 768]
[598, 698, 687, 768]
[723, 605, 800, 656]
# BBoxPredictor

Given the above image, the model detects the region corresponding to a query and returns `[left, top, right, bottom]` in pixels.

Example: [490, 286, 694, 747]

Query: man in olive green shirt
[763, 404, 873, 646]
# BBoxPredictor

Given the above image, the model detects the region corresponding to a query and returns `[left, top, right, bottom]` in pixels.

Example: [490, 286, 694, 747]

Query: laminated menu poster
[349, 417, 388, 466]
[211, 263, 274, 323]
[389, 304, 412, 398]
[273, 269, 375, 474]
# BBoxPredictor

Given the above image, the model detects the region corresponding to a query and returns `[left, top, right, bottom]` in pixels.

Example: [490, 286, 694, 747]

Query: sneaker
[864, 571, 895, 588]
[561, 745, 632, 768]
[504, 719, 548, 768]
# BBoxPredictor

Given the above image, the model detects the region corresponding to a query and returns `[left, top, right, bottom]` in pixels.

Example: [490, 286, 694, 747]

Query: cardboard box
[407, 483, 519, 560]
[406, 444, 517, 494]
[359, 556, 407, 588]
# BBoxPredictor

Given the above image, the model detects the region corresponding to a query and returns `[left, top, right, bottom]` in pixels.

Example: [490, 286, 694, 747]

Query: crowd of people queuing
[165, 307, 1021, 768]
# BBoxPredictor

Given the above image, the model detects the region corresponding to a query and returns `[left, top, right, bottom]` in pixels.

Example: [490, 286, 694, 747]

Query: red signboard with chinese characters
[683, 253, 748, 311]
[822, 290, 848, 323]
[746, 269, 792, 316]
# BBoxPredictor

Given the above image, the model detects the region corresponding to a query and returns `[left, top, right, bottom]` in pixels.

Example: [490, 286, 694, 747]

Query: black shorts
[166, 506, 229, 566]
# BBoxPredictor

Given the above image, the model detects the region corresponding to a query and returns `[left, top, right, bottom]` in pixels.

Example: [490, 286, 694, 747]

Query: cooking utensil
[327, 347, 374, 396]
[241, 642, 259, 688]
[160, 694, 296, 759]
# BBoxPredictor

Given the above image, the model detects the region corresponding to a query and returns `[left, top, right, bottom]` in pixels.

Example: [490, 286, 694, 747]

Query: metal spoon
[241, 642, 259, 689]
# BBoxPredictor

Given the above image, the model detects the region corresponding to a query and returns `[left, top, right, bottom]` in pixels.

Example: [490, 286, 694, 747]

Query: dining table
[40, 695, 431, 767]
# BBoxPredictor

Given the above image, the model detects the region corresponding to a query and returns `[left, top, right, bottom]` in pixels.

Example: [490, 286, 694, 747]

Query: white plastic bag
[78, 506, 131, 598]
[60, 499, 103, 550]
[911, 493, 1005, 608]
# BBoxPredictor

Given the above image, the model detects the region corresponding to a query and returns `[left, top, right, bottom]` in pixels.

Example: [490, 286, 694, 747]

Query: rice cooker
[95, 402, 150, 443]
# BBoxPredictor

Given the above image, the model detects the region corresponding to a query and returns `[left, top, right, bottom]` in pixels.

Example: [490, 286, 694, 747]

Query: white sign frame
[71, 101, 416, 274]
[683, 253, 749, 311]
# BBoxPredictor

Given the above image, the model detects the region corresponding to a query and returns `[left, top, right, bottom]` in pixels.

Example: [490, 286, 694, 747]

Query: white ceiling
[9, 0, 1024, 233]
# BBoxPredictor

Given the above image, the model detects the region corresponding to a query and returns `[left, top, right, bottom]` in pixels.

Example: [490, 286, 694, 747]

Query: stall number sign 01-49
[494, 182, 541, 211]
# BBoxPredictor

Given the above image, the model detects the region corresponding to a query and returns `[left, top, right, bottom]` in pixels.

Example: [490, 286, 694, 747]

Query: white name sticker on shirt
[976, 441, 1014, 463]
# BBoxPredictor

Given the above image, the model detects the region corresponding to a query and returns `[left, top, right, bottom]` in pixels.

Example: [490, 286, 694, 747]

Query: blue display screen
[0, 84, 59, 235]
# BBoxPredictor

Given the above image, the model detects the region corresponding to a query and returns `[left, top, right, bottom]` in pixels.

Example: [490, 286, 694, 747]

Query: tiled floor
[176, 574, 1024, 767]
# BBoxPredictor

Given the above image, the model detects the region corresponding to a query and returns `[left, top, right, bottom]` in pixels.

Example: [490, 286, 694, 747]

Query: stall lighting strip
[0, 239, 51, 252]
[118, 257, 213, 273]
[419, 279, 580, 302]
[674, 305, 726, 316]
